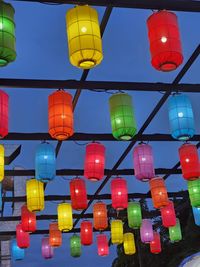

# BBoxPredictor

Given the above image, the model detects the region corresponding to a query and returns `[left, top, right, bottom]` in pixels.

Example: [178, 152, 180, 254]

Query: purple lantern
[133, 143, 155, 182]
[42, 237, 54, 259]
[140, 219, 154, 243]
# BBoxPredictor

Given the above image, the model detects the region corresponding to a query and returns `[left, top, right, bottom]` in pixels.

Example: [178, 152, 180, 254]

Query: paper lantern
[188, 179, 200, 207]
[169, 218, 182, 242]
[48, 90, 74, 141]
[168, 94, 195, 141]
[0, 144, 4, 182]
[66, 5, 103, 69]
[93, 202, 108, 230]
[111, 220, 123, 245]
[26, 179, 44, 212]
[70, 234, 81, 258]
[111, 177, 128, 210]
[140, 219, 154, 243]
[49, 222, 62, 247]
[127, 202, 142, 229]
[97, 234, 109, 256]
[123, 233, 136, 255]
[0, 90, 8, 138]
[11, 240, 25, 261]
[21, 205, 36, 232]
[70, 177, 87, 210]
[149, 177, 169, 209]
[150, 232, 161, 254]
[42, 237, 54, 259]
[179, 143, 200, 180]
[84, 142, 105, 181]
[16, 223, 30, 249]
[57, 203, 73, 232]
[192, 207, 200, 226]
[80, 221, 93, 246]
[133, 143, 155, 182]
[35, 142, 56, 182]
[160, 201, 176, 228]
[147, 10, 183, 71]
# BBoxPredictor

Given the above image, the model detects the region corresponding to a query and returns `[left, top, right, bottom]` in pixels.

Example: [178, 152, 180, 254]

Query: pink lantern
[140, 219, 154, 243]
[42, 237, 54, 259]
[160, 201, 176, 227]
[97, 234, 109, 256]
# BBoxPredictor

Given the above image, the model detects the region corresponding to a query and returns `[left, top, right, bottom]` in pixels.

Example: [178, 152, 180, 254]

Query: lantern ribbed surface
[169, 218, 182, 242]
[111, 220, 123, 245]
[26, 179, 44, 212]
[160, 201, 176, 228]
[93, 202, 108, 230]
[188, 179, 200, 207]
[111, 177, 128, 210]
[70, 177, 87, 210]
[57, 203, 73, 232]
[123, 233, 136, 255]
[109, 93, 137, 140]
[49, 222, 62, 247]
[21, 204, 36, 232]
[0, 144, 4, 182]
[140, 219, 154, 243]
[11, 240, 25, 261]
[97, 234, 109, 256]
[150, 232, 161, 254]
[192, 207, 200, 226]
[80, 221, 93, 246]
[42, 237, 54, 259]
[70, 234, 81, 258]
[127, 202, 142, 229]
[0, 90, 8, 138]
[16, 223, 30, 249]
[149, 177, 169, 209]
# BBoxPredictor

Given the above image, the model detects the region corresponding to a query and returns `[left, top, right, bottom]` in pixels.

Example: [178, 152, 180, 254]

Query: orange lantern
[93, 202, 108, 231]
[49, 222, 62, 247]
[149, 177, 169, 209]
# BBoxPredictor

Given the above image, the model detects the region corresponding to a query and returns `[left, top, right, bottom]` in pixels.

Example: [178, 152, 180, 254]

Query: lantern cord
[39, 1, 62, 5]
[88, 89, 115, 94]
[73, 141, 90, 146]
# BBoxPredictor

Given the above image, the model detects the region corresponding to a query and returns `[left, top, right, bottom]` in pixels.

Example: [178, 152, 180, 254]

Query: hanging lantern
[16, 223, 30, 249]
[49, 222, 62, 247]
[123, 233, 136, 255]
[26, 179, 44, 212]
[97, 234, 109, 257]
[57, 203, 73, 232]
[140, 219, 154, 243]
[0, 144, 4, 182]
[127, 202, 142, 229]
[179, 143, 200, 180]
[111, 177, 128, 210]
[11, 240, 25, 261]
[35, 142, 56, 182]
[149, 177, 169, 209]
[192, 207, 200, 226]
[111, 220, 123, 245]
[84, 142, 105, 181]
[0, 90, 8, 138]
[150, 232, 161, 254]
[187, 179, 200, 207]
[160, 201, 176, 228]
[70, 234, 81, 258]
[169, 218, 182, 242]
[93, 202, 108, 230]
[168, 94, 195, 141]
[48, 90, 74, 141]
[21, 204, 36, 232]
[70, 177, 87, 210]
[80, 221, 93, 246]
[66, 5, 103, 69]
[147, 10, 183, 72]
[42, 237, 54, 259]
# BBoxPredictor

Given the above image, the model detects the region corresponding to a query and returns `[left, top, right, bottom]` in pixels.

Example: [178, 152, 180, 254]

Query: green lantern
[70, 234, 81, 258]
[188, 179, 200, 207]
[169, 218, 182, 242]
[109, 93, 137, 140]
[127, 202, 142, 229]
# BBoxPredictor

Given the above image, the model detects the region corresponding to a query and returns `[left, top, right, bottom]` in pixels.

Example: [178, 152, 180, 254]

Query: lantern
[188, 179, 200, 207]
[168, 94, 195, 141]
[21, 205, 36, 232]
[0, 144, 4, 182]
[26, 179, 44, 212]
[49, 222, 62, 247]
[160, 201, 176, 228]
[109, 93, 137, 140]
[0, 90, 8, 138]
[70, 234, 81, 258]
[57, 203, 73, 232]
[147, 10, 183, 71]
[179, 143, 200, 180]
[97, 234, 109, 256]
[140, 219, 154, 243]
[123, 233, 136, 255]
[16, 223, 30, 249]
[84, 142, 105, 181]
[48, 90, 74, 141]
[150, 232, 161, 254]
[70, 177, 87, 210]
[169, 218, 182, 242]
[66, 5, 103, 69]
[11, 240, 25, 261]
[149, 177, 169, 209]
[111, 177, 128, 210]
[42, 237, 54, 259]
[127, 202, 142, 229]
[111, 220, 123, 244]
[80, 221, 93, 246]
[93, 202, 108, 230]
[35, 142, 56, 182]
[192, 207, 200, 226]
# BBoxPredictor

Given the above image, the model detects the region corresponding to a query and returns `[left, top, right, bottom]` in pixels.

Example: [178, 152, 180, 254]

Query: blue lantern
[11, 240, 25, 261]
[168, 94, 195, 141]
[192, 207, 200, 226]
[35, 142, 56, 182]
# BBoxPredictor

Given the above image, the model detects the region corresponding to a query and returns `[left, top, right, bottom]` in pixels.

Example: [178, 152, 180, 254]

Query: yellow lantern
[57, 203, 73, 232]
[26, 179, 44, 212]
[123, 233, 136, 255]
[66, 5, 103, 69]
[111, 220, 123, 244]
[0, 145, 4, 182]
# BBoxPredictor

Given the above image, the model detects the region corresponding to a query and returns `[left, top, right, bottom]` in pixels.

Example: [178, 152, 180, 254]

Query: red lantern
[84, 142, 105, 181]
[179, 143, 200, 180]
[93, 202, 108, 230]
[150, 232, 161, 254]
[160, 201, 176, 228]
[149, 177, 169, 209]
[70, 177, 87, 210]
[21, 205, 36, 232]
[80, 221, 93, 246]
[0, 90, 8, 138]
[97, 234, 109, 256]
[49, 222, 62, 247]
[111, 177, 128, 210]
[147, 10, 183, 72]
[16, 223, 30, 248]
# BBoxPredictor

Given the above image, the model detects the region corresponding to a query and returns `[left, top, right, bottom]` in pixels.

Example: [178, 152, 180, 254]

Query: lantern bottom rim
[79, 59, 96, 69]
[0, 58, 8, 67]
[118, 134, 133, 141]
[160, 61, 177, 72]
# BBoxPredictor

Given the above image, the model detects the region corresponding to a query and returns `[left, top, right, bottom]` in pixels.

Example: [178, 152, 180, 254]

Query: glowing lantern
[147, 10, 183, 71]
[11, 240, 25, 261]
[111, 177, 128, 210]
[16, 223, 30, 249]
[127, 202, 142, 229]
[93, 202, 108, 230]
[111, 220, 123, 244]
[169, 218, 182, 242]
[66, 5, 103, 69]
[26, 179, 44, 212]
[149, 177, 169, 209]
[188, 179, 200, 207]
[0, 144, 4, 182]
[80, 221, 93, 246]
[140, 219, 154, 243]
[84, 142, 105, 181]
[42, 237, 54, 259]
[49, 222, 62, 247]
[97, 234, 109, 256]
[48, 90, 74, 141]
[70, 177, 87, 210]
[57, 203, 73, 232]
[21, 205, 36, 232]
[168, 94, 195, 141]
[0, 90, 8, 138]
[160, 201, 176, 228]
[150, 232, 161, 254]
[123, 233, 136, 255]
[70, 234, 81, 258]
[192, 207, 200, 226]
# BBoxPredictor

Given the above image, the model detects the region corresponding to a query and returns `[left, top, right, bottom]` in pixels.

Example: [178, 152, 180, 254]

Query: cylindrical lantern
[16, 223, 30, 249]
[80, 221, 93, 246]
[111, 177, 128, 210]
[192, 207, 200, 226]
[123, 233, 136, 255]
[26, 179, 44, 212]
[70, 234, 81, 258]
[150, 232, 161, 254]
[48, 90, 74, 141]
[0, 90, 8, 138]
[140, 219, 154, 243]
[49, 222, 62, 247]
[0, 144, 4, 182]
[149, 177, 169, 209]
[35, 142, 56, 182]
[21, 205, 36, 232]
[168, 94, 195, 141]
[57, 203, 73, 232]
[147, 10, 183, 72]
[93, 202, 108, 230]
[127, 202, 142, 229]
[42, 237, 54, 259]
[179, 143, 200, 180]
[11, 240, 25, 261]
[188, 179, 200, 207]
[70, 177, 87, 210]
[84, 142, 105, 181]
[97, 234, 109, 257]
[169, 218, 182, 242]
[160, 201, 176, 228]
[66, 5, 103, 69]
[111, 220, 123, 245]
[109, 93, 137, 140]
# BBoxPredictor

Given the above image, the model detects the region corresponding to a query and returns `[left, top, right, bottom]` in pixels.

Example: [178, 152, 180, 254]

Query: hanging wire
[73, 141, 90, 146]
[60, 176, 71, 181]
[39, 1, 62, 5]
[87, 89, 116, 95]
